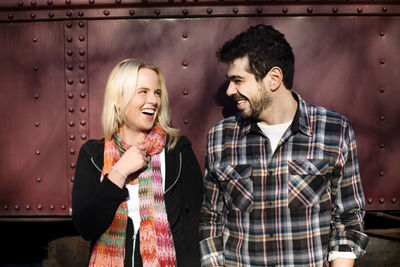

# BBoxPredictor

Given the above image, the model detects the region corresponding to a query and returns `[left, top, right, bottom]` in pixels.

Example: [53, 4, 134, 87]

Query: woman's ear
[266, 67, 283, 92]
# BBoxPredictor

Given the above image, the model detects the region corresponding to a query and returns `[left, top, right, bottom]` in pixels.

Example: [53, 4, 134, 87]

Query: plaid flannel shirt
[199, 92, 369, 267]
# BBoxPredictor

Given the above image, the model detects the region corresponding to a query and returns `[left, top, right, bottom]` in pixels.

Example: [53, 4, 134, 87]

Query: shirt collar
[238, 91, 312, 139]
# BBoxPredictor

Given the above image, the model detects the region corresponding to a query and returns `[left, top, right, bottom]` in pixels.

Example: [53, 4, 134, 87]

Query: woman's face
[124, 67, 162, 134]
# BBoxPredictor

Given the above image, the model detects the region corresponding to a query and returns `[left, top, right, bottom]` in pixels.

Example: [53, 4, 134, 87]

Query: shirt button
[268, 232, 274, 237]
[268, 171, 273, 176]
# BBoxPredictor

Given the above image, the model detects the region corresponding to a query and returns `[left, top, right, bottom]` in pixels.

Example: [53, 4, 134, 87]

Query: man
[199, 24, 369, 267]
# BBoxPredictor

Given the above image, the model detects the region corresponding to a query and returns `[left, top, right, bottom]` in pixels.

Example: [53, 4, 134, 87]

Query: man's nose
[226, 82, 236, 97]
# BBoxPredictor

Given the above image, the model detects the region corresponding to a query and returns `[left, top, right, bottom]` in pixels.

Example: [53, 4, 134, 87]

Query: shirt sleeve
[328, 121, 369, 258]
[199, 136, 225, 267]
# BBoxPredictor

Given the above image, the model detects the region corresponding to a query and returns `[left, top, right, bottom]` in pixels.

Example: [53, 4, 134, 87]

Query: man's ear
[266, 67, 283, 92]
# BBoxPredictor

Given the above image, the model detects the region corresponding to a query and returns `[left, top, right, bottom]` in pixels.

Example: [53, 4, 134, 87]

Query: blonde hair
[102, 58, 179, 150]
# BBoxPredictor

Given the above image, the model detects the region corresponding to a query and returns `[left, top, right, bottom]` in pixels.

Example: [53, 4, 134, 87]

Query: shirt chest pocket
[215, 164, 254, 213]
[288, 159, 332, 209]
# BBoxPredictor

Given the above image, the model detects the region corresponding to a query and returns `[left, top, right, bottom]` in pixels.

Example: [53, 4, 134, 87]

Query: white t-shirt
[257, 120, 292, 153]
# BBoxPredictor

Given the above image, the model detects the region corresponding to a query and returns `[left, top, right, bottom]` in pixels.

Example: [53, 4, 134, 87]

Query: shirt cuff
[328, 251, 357, 262]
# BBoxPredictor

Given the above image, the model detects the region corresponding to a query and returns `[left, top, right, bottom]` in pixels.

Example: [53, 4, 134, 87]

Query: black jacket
[72, 136, 203, 266]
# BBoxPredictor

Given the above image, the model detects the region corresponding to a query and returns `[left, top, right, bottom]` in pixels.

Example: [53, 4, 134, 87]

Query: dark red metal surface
[0, 1, 399, 217]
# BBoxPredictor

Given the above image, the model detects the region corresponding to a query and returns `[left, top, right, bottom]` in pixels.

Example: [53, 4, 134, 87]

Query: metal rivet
[182, 60, 188, 67]
[380, 32, 385, 37]
[66, 22, 72, 28]
[129, 9, 135, 15]
[71, 176, 75, 182]
[26, 204, 31, 210]
[79, 36, 85, 41]
[380, 59, 385, 65]
[79, 22, 85, 27]
[69, 148, 75, 155]
[49, 12, 54, 18]
[70, 162, 76, 168]
[155, 9, 161, 15]
[67, 78, 73, 84]
[233, 8, 238, 14]
[380, 143, 385, 149]
[392, 198, 397, 204]
[379, 171, 384, 176]
[183, 119, 188, 124]
[207, 8, 213, 14]
[47, 0, 53, 5]
[36, 150, 40, 155]
[34, 93, 39, 99]
[380, 115, 384, 121]
[33, 66, 38, 71]
[80, 92, 86, 98]
[367, 198, 372, 204]
[379, 198, 385, 204]
[78, 11, 84, 17]
[282, 7, 288, 14]
[49, 205, 55, 210]
[80, 106, 87, 112]
[35, 122, 40, 127]
[80, 77, 85, 83]
[61, 205, 66, 210]
[332, 7, 338, 13]
[182, 9, 189, 15]
[36, 177, 41, 183]
[18, 1, 23, 7]
[382, 7, 387, 12]
[183, 89, 188, 95]
[307, 7, 313, 13]
[66, 0, 71, 4]
[33, 37, 37, 43]
[116, 0, 121, 3]
[67, 50, 73, 56]
[357, 7, 362, 13]
[256, 7, 263, 14]
[104, 10, 110, 16]
[66, 11, 72, 17]
[67, 64, 73, 70]
[69, 134, 75, 140]
[89, 0, 95, 4]
[79, 50, 85, 56]
[3, 205, 9, 210]
[68, 93, 74, 99]
[15, 205, 20, 211]
[31, 0, 36, 6]
[182, 33, 188, 38]
[81, 134, 87, 140]
[80, 120, 86, 126]
[380, 88, 384, 93]
[79, 63, 86, 70]
[31, 13, 36, 19]
[69, 121, 75, 127]
[67, 36, 73, 42]
[8, 14, 14, 19]
[68, 107, 74, 112]
[37, 204, 43, 210]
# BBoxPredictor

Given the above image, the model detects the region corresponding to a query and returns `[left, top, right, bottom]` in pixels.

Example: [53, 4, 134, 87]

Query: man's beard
[237, 84, 271, 121]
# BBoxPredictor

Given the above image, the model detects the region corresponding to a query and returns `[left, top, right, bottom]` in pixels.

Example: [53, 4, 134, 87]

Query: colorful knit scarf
[89, 125, 177, 267]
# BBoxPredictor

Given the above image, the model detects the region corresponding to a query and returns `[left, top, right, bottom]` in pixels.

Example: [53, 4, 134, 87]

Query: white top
[257, 120, 292, 153]
[126, 149, 166, 235]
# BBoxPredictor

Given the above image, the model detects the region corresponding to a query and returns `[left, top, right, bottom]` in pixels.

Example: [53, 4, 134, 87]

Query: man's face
[226, 57, 271, 121]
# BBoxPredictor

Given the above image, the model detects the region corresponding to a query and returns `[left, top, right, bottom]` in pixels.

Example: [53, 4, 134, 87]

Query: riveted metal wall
[0, 0, 399, 217]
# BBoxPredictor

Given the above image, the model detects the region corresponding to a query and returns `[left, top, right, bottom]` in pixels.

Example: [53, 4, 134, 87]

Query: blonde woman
[72, 59, 203, 267]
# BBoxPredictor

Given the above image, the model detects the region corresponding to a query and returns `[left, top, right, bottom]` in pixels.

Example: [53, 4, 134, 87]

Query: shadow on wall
[214, 80, 238, 119]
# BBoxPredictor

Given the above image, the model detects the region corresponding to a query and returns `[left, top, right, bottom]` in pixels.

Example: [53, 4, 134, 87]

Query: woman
[72, 59, 203, 267]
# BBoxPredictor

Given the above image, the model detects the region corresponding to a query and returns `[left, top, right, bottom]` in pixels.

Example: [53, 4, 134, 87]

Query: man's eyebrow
[226, 75, 243, 81]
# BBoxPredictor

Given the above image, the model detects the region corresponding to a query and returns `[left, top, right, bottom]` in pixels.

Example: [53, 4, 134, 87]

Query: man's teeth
[237, 100, 246, 104]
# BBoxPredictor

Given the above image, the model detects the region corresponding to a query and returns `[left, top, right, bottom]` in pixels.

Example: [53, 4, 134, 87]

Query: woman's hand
[108, 143, 148, 188]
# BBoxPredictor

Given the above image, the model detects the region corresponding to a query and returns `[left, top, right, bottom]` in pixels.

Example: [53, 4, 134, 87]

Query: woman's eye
[155, 90, 162, 96]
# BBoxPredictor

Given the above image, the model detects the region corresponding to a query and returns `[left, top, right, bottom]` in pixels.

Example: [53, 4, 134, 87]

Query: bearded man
[199, 24, 369, 267]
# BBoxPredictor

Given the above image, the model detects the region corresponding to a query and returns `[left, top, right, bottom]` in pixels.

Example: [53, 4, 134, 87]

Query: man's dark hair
[217, 24, 295, 89]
